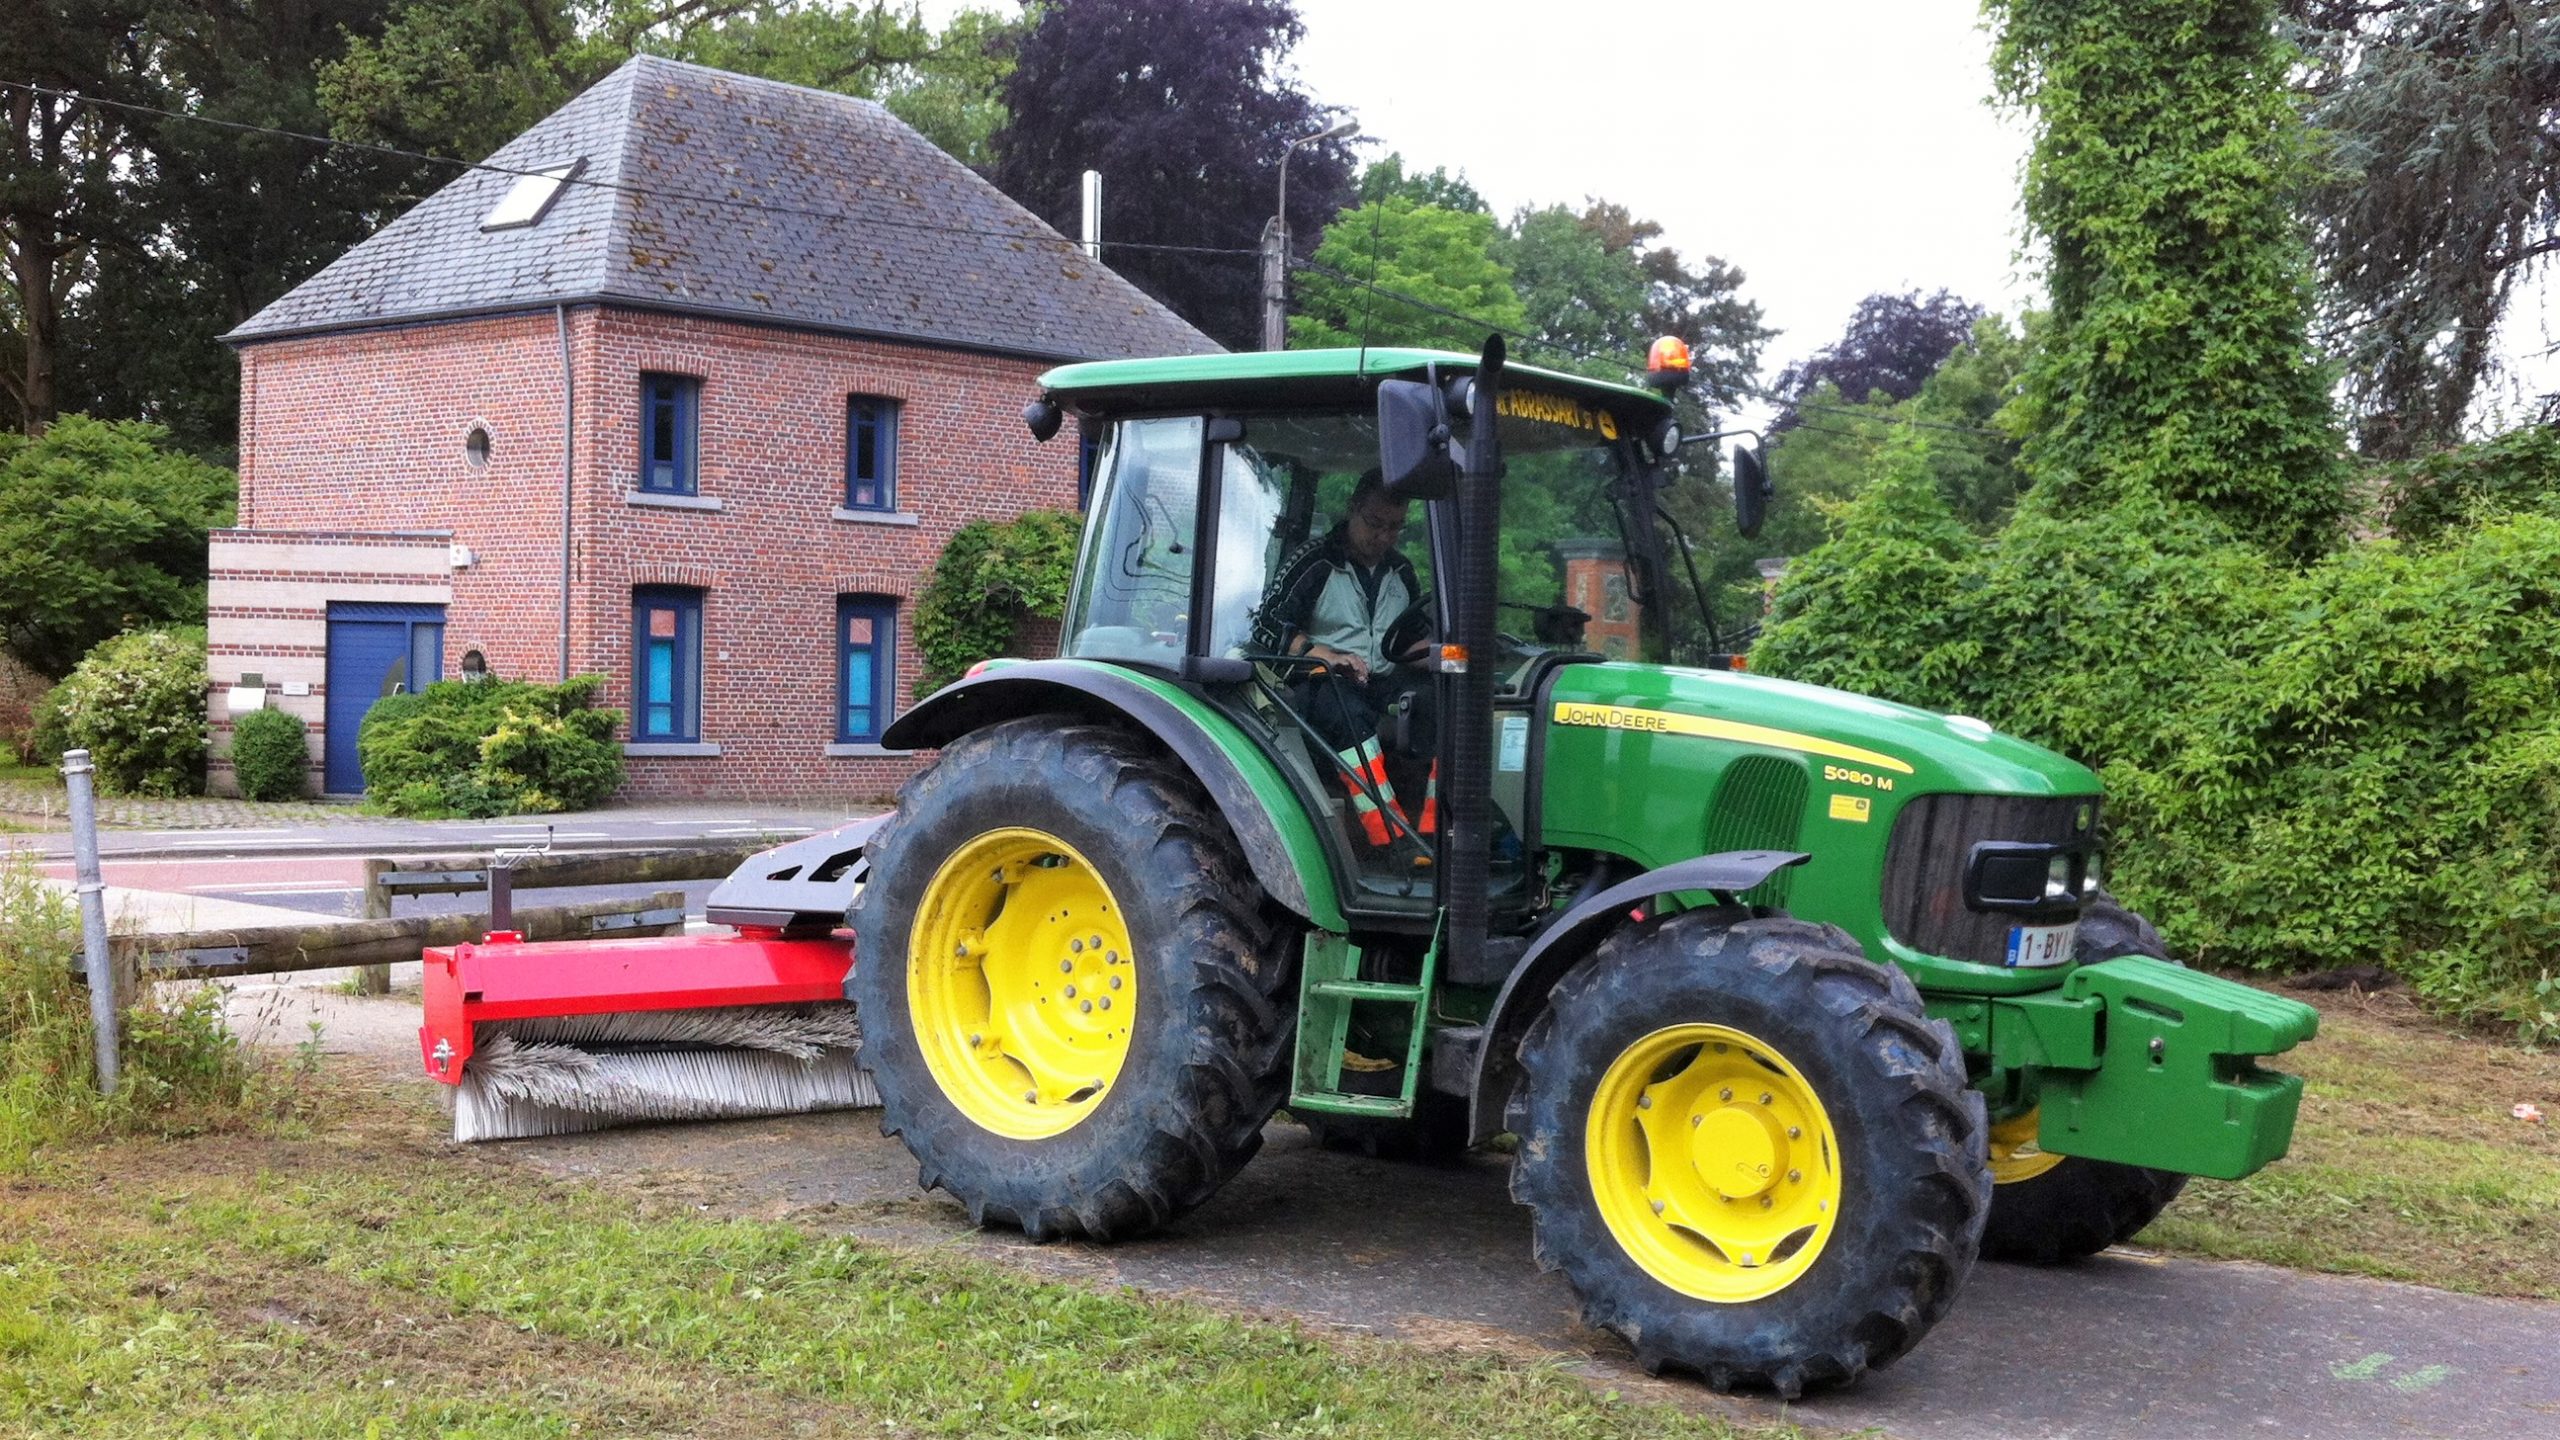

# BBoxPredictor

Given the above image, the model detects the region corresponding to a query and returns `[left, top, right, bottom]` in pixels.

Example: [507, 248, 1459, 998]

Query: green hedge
[227, 708, 309, 802]
[1756, 430, 2560, 1020]
[358, 676, 622, 818]
[46, 628, 208, 796]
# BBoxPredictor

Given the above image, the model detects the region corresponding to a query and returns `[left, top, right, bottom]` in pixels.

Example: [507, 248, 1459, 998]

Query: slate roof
[228, 56, 1218, 361]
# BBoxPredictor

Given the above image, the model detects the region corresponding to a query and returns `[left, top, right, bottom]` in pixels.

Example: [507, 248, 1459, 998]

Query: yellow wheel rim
[906, 828, 1137, 1140]
[1988, 1107, 2066, 1184]
[1585, 1023, 1842, 1303]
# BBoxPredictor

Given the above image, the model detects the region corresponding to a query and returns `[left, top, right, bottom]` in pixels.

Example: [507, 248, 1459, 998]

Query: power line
[0, 78, 1263, 261]
[1791, 400, 2013, 440]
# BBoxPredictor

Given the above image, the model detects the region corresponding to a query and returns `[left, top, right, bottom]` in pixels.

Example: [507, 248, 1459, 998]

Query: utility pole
[1265, 118, 1359, 352]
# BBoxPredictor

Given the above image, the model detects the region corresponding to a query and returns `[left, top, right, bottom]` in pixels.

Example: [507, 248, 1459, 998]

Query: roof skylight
[480, 160, 584, 231]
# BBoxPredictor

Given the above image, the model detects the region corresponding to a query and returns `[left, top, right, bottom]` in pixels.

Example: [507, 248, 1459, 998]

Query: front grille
[1881, 793, 2097, 964]
[1704, 755, 1808, 906]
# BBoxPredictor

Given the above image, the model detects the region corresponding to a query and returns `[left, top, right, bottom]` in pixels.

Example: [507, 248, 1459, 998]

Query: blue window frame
[837, 596, 897, 744]
[641, 374, 700, 494]
[845, 397, 898, 510]
[633, 587, 703, 742]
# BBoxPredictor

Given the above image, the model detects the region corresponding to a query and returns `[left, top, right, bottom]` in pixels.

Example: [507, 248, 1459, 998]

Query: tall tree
[1770, 289, 1984, 431]
[991, 0, 1353, 349]
[1989, 0, 2346, 562]
[1362, 152, 1487, 214]
[1, 2, 152, 433]
[1287, 196, 1523, 351]
[2285, 1, 2560, 456]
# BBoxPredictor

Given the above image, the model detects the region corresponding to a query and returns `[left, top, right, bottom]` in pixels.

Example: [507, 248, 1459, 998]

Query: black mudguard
[1467, 850, 1809, 1144]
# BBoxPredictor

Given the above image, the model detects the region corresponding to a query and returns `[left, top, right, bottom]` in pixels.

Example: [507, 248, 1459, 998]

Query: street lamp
[1262, 117, 1359, 351]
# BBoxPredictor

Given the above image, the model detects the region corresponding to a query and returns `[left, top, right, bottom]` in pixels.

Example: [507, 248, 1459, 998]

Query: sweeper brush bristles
[450, 1002, 878, 1142]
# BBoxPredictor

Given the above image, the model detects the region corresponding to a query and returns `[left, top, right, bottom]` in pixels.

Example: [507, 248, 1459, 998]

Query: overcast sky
[929, 0, 2552, 427]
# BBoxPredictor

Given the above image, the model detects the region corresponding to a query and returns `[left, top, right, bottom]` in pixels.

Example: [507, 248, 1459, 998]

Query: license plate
[2005, 921, 2078, 968]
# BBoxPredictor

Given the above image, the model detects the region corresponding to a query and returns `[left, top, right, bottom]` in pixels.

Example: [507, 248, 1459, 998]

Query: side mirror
[1733, 443, 1772, 539]
[1377, 378, 1457, 500]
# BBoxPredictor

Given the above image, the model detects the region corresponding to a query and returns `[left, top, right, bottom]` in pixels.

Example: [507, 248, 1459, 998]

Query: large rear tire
[1980, 891, 2191, 1264]
[1510, 912, 1989, 1396]
[850, 719, 1294, 1241]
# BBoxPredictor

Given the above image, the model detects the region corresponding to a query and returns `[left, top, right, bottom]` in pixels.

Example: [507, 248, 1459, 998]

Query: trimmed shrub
[228, 707, 310, 802]
[358, 676, 621, 818]
[914, 510, 1081, 690]
[48, 628, 208, 796]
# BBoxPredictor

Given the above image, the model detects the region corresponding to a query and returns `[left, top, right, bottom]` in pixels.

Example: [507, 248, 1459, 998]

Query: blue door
[323, 602, 446, 794]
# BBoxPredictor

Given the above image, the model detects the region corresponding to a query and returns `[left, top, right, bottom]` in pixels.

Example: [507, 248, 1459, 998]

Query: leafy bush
[914, 510, 1081, 690]
[48, 628, 208, 796]
[19, 683, 69, 768]
[0, 414, 235, 679]
[0, 857, 279, 1169]
[358, 676, 621, 818]
[2381, 425, 2560, 543]
[227, 707, 309, 802]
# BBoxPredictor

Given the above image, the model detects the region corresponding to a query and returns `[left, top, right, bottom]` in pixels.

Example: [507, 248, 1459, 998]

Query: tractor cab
[1037, 348, 1701, 923]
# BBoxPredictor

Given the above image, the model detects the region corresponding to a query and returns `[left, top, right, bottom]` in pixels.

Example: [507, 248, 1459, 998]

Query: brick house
[211, 56, 1213, 800]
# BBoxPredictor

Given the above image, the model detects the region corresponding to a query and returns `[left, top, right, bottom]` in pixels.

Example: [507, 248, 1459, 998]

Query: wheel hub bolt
[1080, 1000, 1094, 1014]
[1787, 1169, 1801, 1183]
[1718, 1087, 1733, 1102]
[1099, 997, 1112, 1010]
[1090, 934, 1104, 948]
[1787, 1126, 1802, 1139]
[1637, 1094, 1651, 1110]
[1060, 959, 1074, 973]
[1107, 951, 1120, 964]
[1071, 938, 1084, 954]
[1109, 975, 1122, 990]
[1760, 1196, 1773, 1209]
[968, 1033, 982, 1047]
[954, 943, 969, 957]
[1024, 1091, 1038, 1103]
[1741, 1251, 1755, 1265]
[1759, 1093, 1772, 1105]
[1064, 985, 1077, 999]
[1651, 1200, 1665, 1215]
[1691, 1114, 1703, 1128]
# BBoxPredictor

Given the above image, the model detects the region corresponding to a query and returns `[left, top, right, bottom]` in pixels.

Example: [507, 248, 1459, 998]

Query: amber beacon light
[1644, 335, 1692, 392]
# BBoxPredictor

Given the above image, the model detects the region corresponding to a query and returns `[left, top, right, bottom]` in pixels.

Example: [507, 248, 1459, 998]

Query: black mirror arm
[1653, 502, 1724, 657]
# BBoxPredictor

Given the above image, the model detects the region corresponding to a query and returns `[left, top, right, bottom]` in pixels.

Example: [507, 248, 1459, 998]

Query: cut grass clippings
[0, 1088, 1796, 1440]
[2137, 984, 2560, 1297]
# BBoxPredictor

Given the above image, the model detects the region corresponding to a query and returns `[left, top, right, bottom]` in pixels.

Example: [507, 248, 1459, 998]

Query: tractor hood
[1543, 661, 2101, 800]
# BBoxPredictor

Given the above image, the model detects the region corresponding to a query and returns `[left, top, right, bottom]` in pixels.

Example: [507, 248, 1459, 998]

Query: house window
[633, 587, 703, 742]
[642, 374, 700, 494]
[837, 596, 897, 744]
[845, 397, 898, 510]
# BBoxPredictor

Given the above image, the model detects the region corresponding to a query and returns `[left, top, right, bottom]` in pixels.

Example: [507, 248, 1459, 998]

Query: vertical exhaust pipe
[1442, 337, 1505, 982]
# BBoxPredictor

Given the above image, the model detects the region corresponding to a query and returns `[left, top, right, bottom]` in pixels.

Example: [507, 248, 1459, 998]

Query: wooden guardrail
[112, 890, 688, 979]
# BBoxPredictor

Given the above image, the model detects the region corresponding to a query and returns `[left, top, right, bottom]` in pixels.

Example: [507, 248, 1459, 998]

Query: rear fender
[1466, 850, 1809, 1144]
[881, 660, 1347, 931]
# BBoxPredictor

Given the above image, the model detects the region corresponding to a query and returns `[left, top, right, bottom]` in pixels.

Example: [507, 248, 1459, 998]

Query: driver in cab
[1253, 471, 1438, 854]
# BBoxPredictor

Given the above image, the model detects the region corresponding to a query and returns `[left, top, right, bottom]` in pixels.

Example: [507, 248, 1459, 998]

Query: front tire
[1510, 913, 1989, 1395]
[1980, 891, 2190, 1264]
[850, 719, 1293, 1241]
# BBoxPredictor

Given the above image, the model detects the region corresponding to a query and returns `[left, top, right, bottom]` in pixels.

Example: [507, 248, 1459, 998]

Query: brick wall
[204, 531, 452, 794]
[235, 305, 1081, 802]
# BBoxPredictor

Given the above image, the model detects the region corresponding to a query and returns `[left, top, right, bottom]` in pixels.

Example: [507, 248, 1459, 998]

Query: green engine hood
[1543, 661, 2099, 804]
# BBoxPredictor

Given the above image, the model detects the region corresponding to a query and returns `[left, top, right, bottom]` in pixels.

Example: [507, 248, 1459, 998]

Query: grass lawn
[0, 1086, 1795, 1440]
[2138, 984, 2560, 1297]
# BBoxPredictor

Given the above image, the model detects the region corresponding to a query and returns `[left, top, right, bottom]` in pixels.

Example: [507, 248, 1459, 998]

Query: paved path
[247, 978, 2560, 1440]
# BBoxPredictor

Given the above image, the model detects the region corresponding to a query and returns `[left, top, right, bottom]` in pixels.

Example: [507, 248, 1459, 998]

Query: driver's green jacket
[1251, 523, 1421, 669]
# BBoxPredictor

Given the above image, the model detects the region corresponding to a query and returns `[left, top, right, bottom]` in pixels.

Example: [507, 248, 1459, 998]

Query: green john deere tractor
[847, 338, 2316, 1394]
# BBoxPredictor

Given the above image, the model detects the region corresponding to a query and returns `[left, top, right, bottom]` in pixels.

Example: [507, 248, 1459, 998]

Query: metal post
[1079, 169, 1102, 260]
[1261, 217, 1290, 352]
[355, 857, 392, 995]
[60, 749, 119, 1095]
[488, 862, 515, 935]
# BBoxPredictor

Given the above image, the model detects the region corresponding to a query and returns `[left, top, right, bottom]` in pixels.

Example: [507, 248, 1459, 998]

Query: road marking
[165, 838, 325, 848]
[2332, 1355, 2394, 1381]
[2391, 1365, 2455, 1394]
[138, 828, 293, 836]
[707, 826, 813, 836]
[491, 830, 608, 840]
[199, 882, 353, 894]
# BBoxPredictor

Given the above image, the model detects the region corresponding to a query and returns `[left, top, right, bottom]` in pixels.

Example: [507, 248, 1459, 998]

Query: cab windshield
[1062, 392, 1654, 671]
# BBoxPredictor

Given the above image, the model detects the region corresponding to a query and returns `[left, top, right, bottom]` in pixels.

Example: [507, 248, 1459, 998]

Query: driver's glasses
[1348, 503, 1406, 551]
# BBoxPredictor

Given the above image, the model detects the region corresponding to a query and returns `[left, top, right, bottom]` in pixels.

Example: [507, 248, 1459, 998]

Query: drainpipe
[557, 304, 575, 681]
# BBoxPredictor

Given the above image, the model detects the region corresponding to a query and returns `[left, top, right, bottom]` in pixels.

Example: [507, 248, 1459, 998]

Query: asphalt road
[487, 1105, 2555, 1440]
[229, 972, 2560, 1440]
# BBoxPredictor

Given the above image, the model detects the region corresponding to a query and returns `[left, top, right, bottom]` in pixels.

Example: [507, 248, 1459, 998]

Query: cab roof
[1037, 347, 1675, 427]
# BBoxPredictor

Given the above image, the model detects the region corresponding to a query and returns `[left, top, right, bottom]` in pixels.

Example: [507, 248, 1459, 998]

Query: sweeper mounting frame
[418, 820, 882, 1090]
